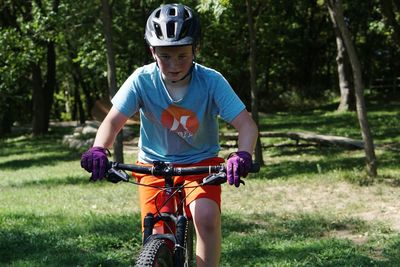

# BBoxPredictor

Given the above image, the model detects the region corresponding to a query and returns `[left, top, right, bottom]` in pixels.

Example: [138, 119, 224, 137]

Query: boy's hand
[226, 151, 252, 187]
[81, 147, 108, 180]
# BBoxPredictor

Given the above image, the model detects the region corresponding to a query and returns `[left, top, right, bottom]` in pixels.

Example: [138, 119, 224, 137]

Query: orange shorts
[133, 157, 225, 231]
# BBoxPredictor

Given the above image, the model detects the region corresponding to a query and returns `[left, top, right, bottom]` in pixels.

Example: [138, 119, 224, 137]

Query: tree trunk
[32, 42, 56, 136]
[332, 17, 355, 111]
[32, 0, 59, 136]
[379, 0, 400, 46]
[326, 0, 378, 177]
[69, 47, 93, 121]
[72, 71, 86, 124]
[67, 41, 87, 124]
[0, 107, 13, 135]
[245, 0, 264, 165]
[102, 0, 124, 163]
[395, 0, 400, 9]
[32, 63, 47, 135]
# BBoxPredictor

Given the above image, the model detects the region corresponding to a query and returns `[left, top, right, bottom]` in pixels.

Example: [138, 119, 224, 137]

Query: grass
[0, 131, 142, 266]
[1, 102, 400, 266]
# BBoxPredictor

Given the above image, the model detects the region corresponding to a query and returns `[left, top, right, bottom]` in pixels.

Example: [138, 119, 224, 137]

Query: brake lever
[201, 172, 245, 186]
[106, 167, 130, 183]
[202, 172, 226, 185]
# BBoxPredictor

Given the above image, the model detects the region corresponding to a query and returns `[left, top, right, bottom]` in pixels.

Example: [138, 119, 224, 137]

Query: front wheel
[184, 220, 194, 267]
[135, 239, 173, 267]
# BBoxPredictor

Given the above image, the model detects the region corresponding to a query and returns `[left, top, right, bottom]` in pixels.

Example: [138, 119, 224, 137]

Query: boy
[81, 4, 258, 266]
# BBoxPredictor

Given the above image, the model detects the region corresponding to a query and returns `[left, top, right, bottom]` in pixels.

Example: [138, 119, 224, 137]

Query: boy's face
[151, 45, 194, 83]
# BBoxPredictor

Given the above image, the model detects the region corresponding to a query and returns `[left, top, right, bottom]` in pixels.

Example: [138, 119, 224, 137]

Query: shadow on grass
[5, 175, 91, 188]
[259, 101, 399, 143]
[0, 125, 81, 158]
[258, 111, 359, 135]
[221, 213, 400, 267]
[6, 175, 140, 189]
[0, 212, 142, 267]
[0, 151, 81, 170]
[263, 154, 365, 180]
[1, 207, 399, 266]
[378, 150, 400, 169]
[255, 146, 400, 181]
[0, 128, 82, 170]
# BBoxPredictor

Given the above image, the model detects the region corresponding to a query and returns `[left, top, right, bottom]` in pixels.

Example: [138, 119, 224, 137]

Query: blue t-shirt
[112, 62, 245, 164]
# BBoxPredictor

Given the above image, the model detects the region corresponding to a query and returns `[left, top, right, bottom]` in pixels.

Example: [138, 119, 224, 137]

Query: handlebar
[105, 160, 260, 185]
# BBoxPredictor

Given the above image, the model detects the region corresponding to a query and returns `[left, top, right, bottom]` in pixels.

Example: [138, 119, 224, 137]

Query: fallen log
[220, 131, 365, 150]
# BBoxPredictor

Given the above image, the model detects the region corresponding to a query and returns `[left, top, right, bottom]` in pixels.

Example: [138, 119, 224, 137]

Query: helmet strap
[171, 63, 194, 84]
[171, 45, 196, 83]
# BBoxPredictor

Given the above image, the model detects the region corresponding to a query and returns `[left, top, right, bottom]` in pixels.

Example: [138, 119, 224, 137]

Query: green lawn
[1, 103, 399, 266]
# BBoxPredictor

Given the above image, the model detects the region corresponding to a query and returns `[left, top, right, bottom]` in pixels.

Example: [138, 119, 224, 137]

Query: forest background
[0, 0, 400, 130]
[1, 0, 399, 135]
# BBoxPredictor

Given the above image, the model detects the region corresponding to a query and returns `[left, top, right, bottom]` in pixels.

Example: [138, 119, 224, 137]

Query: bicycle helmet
[145, 4, 201, 47]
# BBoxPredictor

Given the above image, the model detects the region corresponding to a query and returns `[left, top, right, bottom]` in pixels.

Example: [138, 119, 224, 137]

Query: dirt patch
[222, 179, 400, 232]
[329, 229, 369, 245]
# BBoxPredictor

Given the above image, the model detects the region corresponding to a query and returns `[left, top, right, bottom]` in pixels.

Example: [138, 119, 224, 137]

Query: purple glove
[80, 147, 109, 181]
[226, 151, 252, 187]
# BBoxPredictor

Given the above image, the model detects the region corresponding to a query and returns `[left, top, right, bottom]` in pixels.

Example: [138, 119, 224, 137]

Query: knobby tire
[184, 221, 194, 267]
[135, 239, 173, 267]
[174, 219, 194, 267]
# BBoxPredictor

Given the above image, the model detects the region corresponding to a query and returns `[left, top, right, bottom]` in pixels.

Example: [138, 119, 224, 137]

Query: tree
[326, 0, 378, 177]
[32, 0, 60, 136]
[335, 30, 355, 112]
[328, 5, 355, 112]
[60, 1, 108, 122]
[0, 3, 32, 134]
[101, 0, 124, 163]
[245, 0, 264, 165]
[1, 0, 398, 145]
[198, 0, 264, 163]
[0, 0, 61, 136]
[379, 0, 400, 46]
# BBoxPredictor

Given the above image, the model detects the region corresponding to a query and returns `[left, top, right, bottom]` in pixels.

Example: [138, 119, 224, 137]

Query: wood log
[220, 131, 365, 149]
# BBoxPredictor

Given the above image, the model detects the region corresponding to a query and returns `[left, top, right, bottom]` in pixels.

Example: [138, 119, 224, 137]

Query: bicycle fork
[142, 176, 190, 266]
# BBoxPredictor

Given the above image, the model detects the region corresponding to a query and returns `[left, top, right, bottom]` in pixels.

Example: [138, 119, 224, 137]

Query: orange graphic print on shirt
[161, 105, 199, 138]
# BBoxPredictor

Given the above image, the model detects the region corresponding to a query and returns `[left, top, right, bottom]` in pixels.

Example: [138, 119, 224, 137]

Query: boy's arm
[229, 109, 258, 154]
[93, 106, 129, 148]
[226, 109, 258, 187]
[81, 106, 129, 181]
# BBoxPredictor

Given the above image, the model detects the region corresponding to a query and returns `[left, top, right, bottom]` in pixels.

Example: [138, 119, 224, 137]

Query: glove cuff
[228, 151, 252, 160]
[90, 146, 111, 157]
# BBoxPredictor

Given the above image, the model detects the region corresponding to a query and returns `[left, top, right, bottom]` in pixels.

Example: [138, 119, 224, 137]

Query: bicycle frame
[105, 160, 260, 267]
[142, 172, 192, 266]
[143, 168, 187, 235]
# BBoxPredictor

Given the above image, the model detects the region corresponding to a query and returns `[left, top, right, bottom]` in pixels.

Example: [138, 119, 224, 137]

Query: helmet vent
[155, 10, 161, 18]
[183, 9, 190, 20]
[168, 8, 176, 16]
[166, 21, 176, 38]
[154, 23, 163, 39]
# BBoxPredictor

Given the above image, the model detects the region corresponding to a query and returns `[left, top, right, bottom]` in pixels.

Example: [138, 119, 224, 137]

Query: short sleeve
[111, 72, 141, 117]
[212, 74, 246, 122]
